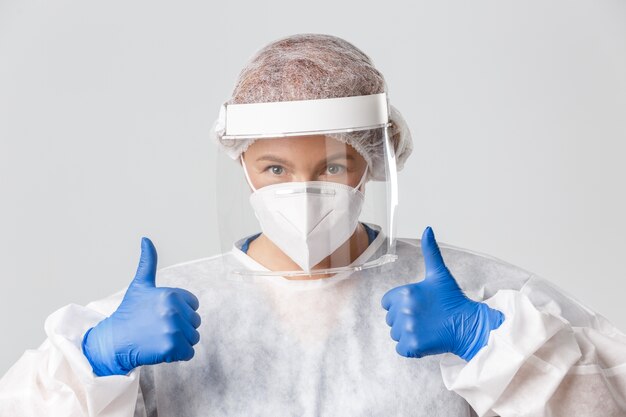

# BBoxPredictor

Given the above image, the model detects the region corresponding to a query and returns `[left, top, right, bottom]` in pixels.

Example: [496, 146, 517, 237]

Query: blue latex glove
[381, 227, 504, 361]
[82, 237, 201, 376]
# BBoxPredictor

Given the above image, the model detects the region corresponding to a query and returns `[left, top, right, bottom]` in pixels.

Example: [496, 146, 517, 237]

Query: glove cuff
[456, 302, 505, 362]
[82, 319, 132, 377]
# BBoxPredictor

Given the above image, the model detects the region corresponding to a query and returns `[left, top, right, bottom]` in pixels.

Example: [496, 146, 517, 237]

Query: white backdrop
[1, 0, 625, 376]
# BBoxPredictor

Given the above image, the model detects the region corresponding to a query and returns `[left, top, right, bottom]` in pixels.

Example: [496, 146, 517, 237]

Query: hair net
[210, 33, 413, 181]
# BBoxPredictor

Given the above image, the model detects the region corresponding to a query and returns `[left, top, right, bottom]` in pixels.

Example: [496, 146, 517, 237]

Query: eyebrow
[255, 154, 293, 166]
[255, 152, 355, 165]
[325, 152, 355, 162]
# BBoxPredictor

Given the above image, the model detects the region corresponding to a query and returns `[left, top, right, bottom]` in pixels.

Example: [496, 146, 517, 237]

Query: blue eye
[327, 164, 345, 175]
[268, 165, 284, 175]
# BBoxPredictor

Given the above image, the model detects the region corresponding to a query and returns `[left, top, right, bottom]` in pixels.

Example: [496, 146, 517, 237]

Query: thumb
[421, 226, 448, 279]
[130, 237, 158, 289]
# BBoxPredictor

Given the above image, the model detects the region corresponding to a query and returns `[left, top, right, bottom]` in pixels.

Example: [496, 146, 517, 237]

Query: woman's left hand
[381, 227, 505, 361]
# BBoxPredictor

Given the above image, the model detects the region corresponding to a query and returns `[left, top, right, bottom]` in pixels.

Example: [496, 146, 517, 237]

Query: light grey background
[1, 0, 625, 376]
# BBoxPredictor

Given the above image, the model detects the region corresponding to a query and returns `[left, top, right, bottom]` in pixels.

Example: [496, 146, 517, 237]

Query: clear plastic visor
[216, 126, 398, 278]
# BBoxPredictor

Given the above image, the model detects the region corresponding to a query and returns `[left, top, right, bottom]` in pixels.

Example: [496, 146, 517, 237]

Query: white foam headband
[219, 93, 390, 140]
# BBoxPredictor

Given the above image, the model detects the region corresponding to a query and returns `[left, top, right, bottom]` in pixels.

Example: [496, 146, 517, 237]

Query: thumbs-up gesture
[82, 238, 202, 376]
[381, 227, 504, 361]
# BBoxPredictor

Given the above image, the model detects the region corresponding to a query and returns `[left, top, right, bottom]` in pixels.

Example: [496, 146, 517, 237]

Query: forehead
[245, 135, 358, 156]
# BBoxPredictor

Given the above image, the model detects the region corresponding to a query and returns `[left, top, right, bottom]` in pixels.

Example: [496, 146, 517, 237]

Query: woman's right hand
[82, 238, 201, 377]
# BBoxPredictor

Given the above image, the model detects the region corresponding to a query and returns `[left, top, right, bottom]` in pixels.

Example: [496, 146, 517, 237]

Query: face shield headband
[218, 93, 391, 140]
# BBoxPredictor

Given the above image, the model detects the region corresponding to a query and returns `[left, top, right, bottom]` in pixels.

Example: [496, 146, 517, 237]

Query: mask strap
[355, 165, 368, 192]
[240, 155, 258, 192]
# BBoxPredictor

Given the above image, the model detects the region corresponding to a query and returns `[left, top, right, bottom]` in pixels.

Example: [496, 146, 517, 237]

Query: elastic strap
[240, 155, 258, 192]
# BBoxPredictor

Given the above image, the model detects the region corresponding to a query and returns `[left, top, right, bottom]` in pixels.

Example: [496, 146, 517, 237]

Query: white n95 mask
[242, 158, 367, 273]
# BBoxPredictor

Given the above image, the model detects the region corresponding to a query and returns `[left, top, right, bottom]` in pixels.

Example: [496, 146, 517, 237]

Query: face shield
[214, 93, 399, 278]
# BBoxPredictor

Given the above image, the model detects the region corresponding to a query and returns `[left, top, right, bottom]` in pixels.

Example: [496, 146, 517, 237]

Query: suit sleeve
[0, 289, 147, 417]
[439, 275, 626, 417]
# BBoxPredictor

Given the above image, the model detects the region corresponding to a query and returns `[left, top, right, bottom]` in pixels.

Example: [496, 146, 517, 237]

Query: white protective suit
[1, 232, 625, 417]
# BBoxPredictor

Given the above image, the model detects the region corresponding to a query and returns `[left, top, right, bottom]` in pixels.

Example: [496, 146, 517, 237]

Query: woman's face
[242, 135, 368, 190]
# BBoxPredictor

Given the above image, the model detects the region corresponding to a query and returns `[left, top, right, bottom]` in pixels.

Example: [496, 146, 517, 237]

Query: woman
[1, 34, 625, 417]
